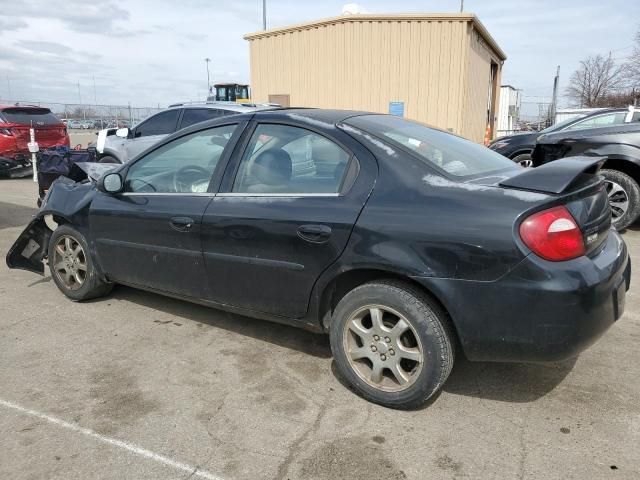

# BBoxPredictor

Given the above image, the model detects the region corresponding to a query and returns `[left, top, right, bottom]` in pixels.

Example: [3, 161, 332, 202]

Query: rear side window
[181, 108, 229, 129]
[0, 108, 61, 125]
[631, 112, 640, 123]
[344, 115, 515, 178]
[135, 110, 180, 137]
[565, 112, 627, 130]
[233, 124, 350, 194]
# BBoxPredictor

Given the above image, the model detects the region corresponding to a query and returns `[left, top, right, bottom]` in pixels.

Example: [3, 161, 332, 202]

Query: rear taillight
[0, 127, 13, 136]
[519, 206, 585, 261]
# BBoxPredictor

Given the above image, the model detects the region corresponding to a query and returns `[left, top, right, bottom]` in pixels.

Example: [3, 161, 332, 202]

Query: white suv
[96, 102, 276, 164]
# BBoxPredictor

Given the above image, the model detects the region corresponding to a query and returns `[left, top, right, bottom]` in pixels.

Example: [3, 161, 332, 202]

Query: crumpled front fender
[6, 177, 97, 275]
[6, 216, 51, 274]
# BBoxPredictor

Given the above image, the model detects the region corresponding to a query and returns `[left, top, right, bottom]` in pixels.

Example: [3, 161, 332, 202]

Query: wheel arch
[99, 147, 123, 163]
[508, 148, 533, 159]
[602, 157, 640, 184]
[317, 267, 461, 347]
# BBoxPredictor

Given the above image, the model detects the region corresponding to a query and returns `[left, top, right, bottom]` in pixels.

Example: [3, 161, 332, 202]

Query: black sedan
[7, 109, 630, 409]
[489, 107, 637, 166]
[533, 122, 640, 230]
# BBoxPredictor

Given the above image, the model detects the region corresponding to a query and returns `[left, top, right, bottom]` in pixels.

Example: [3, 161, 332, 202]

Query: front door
[90, 123, 241, 297]
[201, 122, 376, 318]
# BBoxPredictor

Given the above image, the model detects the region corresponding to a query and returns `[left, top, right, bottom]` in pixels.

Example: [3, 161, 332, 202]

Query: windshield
[345, 115, 517, 178]
[0, 107, 61, 125]
[539, 114, 589, 134]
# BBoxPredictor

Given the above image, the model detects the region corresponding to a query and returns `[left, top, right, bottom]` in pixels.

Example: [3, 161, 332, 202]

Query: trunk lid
[475, 157, 611, 255]
[12, 125, 69, 150]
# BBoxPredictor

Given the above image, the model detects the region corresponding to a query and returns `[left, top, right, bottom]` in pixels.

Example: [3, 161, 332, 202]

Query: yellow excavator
[207, 83, 251, 103]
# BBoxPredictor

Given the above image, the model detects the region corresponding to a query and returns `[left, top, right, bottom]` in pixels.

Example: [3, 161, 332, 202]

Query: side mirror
[99, 173, 123, 194]
[115, 127, 129, 138]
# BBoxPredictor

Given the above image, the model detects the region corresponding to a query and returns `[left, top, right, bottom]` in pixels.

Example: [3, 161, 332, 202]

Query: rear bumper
[414, 230, 630, 362]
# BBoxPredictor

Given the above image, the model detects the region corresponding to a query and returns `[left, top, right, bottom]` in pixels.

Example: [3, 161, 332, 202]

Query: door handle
[170, 216, 195, 232]
[297, 224, 332, 243]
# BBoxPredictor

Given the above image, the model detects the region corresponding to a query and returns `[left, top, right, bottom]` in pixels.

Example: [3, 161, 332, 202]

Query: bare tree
[566, 54, 624, 107]
[624, 28, 640, 90]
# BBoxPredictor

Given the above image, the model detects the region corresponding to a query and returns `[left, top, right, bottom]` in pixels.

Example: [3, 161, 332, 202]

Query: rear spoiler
[499, 156, 606, 194]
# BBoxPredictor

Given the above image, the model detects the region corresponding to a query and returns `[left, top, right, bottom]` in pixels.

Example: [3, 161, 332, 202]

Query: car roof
[167, 101, 275, 112]
[253, 108, 373, 124]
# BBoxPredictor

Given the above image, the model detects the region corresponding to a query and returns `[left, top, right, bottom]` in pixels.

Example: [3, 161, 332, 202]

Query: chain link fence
[0, 98, 164, 129]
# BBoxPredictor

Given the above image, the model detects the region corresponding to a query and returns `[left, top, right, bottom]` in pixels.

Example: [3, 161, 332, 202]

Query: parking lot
[0, 177, 639, 480]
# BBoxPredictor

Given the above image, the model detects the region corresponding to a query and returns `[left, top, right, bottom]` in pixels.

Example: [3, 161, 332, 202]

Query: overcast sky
[1, 0, 638, 108]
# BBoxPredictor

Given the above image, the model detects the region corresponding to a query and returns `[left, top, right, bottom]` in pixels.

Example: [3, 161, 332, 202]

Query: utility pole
[549, 65, 560, 126]
[205, 58, 211, 95]
[263, 0, 267, 30]
[6, 75, 11, 99]
[93, 75, 103, 128]
[460, 0, 464, 12]
[77, 81, 86, 121]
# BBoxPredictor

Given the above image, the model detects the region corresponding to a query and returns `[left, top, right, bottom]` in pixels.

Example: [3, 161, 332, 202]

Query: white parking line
[0, 397, 224, 480]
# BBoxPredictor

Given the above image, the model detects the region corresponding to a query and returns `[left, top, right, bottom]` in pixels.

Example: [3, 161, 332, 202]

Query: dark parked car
[0, 105, 70, 177]
[489, 107, 640, 167]
[7, 110, 630, 409]
[533, 122, 640, 230]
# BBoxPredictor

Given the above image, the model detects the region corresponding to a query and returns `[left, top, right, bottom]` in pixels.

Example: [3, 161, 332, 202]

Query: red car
[0, 105, 70, 177]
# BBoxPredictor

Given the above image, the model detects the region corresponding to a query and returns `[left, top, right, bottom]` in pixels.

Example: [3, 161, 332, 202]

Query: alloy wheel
[518, 159, 533, 168]
[343, 305, 423, 392]
[52, 235, 87, 291]
[605, 180, 630, 222]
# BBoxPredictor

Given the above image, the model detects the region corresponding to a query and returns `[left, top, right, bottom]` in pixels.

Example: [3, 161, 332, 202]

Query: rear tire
[48, 225, 113, 301]
[601, 169, 640, 231]
[330, 280, 455, 409]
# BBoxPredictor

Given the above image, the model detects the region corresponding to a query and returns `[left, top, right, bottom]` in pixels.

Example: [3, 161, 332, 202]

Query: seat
[246, 149, 293, 193]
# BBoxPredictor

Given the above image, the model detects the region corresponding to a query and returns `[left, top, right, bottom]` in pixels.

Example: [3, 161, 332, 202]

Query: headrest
[252, 149, 292, 186]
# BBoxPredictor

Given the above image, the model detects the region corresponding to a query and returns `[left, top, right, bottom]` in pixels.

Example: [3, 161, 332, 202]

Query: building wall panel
[246, 15, 504, 141]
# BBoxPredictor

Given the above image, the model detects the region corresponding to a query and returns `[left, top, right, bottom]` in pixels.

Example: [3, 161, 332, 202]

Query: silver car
[95, 102, 277, 163]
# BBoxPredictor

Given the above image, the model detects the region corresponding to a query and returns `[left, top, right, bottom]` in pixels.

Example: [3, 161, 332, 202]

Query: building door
[269, 94, 290, 107]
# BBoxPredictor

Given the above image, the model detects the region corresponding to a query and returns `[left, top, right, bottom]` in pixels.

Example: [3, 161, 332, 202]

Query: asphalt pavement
[0, 177, 638, 480]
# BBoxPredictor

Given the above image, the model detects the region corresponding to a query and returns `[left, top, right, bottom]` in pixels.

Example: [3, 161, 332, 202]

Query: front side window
[345, 115, 515, 178]
[233, 124, 350, 194]
[125, 124, 237, 193]
[565, 112, 627, 130]
[135, 110, 180, 137]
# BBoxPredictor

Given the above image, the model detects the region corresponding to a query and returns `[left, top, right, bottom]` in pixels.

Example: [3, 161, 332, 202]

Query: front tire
[330, 280, 455, 409]
[48, 225, 112, 301]
[602, 169, 640, 231]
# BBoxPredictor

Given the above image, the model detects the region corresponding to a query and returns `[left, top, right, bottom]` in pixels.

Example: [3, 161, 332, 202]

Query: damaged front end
[6, 163, 115, 275]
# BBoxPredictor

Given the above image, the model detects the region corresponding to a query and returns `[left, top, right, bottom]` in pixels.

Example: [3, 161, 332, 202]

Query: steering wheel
[172, 165, 211, 193]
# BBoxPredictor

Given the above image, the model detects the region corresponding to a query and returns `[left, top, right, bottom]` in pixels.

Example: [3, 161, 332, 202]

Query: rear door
[200, 121, 377, 318]
[123, 109, 181, 162]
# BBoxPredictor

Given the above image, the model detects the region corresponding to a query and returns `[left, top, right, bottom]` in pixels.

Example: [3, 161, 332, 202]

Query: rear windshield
[344, 115, 516, 178]
[0, 108, 61, 125]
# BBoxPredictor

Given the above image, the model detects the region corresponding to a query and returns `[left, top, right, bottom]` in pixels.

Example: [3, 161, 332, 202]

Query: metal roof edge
[244, 13, 506, 61]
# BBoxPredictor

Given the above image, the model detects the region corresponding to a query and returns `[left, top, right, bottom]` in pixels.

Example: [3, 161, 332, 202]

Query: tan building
[244, 13, 506, 143]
